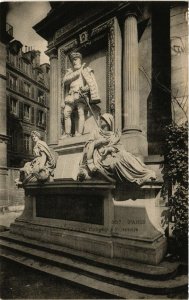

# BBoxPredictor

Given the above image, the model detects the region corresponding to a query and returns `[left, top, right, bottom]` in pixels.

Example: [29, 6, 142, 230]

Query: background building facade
[5, 40, 50, 208]
[0, 3, 14, 210]
[6, 41, 49, 168]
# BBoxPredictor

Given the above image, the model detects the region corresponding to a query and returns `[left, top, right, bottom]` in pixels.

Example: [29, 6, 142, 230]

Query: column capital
[123, 1, 142, 20]
[45, 47, 58, 59]
[124, 10, 138, 20]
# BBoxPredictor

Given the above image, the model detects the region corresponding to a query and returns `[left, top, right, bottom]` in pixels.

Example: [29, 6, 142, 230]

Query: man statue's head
[69, 52, 82, 70]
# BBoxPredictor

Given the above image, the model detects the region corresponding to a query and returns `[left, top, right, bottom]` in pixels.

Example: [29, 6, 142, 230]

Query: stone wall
[170, 4, 188, 124]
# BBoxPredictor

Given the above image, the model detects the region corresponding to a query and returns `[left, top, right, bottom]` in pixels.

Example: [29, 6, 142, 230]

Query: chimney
[19, 46, 22, 56]
[35, 50, 41, 66]
[25, 45, 27, 52]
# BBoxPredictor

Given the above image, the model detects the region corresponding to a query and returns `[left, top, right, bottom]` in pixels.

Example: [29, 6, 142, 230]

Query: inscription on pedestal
[35, 194, 104, 225]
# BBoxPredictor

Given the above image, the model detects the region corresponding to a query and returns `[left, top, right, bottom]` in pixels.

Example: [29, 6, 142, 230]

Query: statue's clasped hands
[95, 138, 109, 147]
[101, 146, 117, 159]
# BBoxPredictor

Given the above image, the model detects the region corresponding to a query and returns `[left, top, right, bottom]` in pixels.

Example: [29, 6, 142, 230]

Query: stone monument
[9, 3, 168, 267]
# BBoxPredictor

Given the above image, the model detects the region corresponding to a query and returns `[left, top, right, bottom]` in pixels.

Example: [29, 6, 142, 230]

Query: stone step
[0, 235, 187, 296]
[1, 246, 171, 300]
[0, 231, 179, 279]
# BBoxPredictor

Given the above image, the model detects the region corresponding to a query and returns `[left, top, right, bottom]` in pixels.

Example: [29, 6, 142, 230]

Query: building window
[31, 86, 35, 99]
[23, 133, 31, 153]
[20, 58, 23, 71]
[10, 97, 18, 115]
[9, 74, 17, 91]
[38, 72, 44, 83]
[23, 104, 30, 120]
[23, 82, 31, 97]
[37, 110, 45, 127]
[8, 128, 18, 152]
[37, 90, 46, 105]
[23, 61, 29, 74]
[9, 53, 15, 66]
[19, 79, 24, 93]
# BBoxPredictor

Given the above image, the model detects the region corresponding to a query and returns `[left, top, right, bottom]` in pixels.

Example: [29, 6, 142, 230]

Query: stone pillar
[122, 13, 148, 157]
[48, 48, 58, 145]
[123, 13, 140, 131]
[0, 41, 8, 207]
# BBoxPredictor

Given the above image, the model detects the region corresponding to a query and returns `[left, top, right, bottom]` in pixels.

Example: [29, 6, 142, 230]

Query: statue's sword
[81, 91, 100, 128]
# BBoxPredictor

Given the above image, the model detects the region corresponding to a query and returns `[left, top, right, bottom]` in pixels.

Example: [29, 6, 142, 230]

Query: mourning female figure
[77, 113, 156, 185]
[15, 131, 56, 187]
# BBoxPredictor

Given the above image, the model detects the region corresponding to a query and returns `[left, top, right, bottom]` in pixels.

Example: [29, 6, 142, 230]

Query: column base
[121, 130, 148, 157]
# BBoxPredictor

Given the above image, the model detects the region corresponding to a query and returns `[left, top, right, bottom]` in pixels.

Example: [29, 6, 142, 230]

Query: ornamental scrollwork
[91, 18, 116, 113]
[59, 39, 78, 76]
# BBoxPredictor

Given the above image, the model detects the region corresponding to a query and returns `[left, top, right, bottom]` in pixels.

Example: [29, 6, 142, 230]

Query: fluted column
[48, 49, 58, 145]
[123, 13, 140, 132]
[121, 12, 147, 156]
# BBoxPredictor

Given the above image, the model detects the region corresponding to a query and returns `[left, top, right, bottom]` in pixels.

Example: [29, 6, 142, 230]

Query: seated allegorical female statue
[77, 113, 156, 185]
[15, 131, 56, 187]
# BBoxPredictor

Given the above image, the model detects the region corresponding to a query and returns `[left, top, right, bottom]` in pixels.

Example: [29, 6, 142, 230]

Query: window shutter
[31, 107, 35, 124]
[20, 133, 24, 153]
[44, 112, 47, 128]
[6, 72, 9, 87]
[18, 79, 21, 92]
[7, 95, 10, 112]
[19, 102, 24, 120]
[36, 109, 39, 126]
[19, 79, 23, 93]
[31, 86, 35, 99]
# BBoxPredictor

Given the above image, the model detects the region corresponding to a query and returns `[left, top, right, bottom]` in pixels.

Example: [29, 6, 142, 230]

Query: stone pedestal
[10, 153, 167, 265]
[10, 179, 167, 265]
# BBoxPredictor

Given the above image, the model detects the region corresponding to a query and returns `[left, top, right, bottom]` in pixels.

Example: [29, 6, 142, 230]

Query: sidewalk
[0, 210, 23, 229]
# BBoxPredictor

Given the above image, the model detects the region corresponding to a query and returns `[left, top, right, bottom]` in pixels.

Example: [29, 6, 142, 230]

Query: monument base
[10, 179, 167, 265]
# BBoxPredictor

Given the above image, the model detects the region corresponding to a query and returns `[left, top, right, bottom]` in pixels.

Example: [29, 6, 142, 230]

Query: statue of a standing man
[61, 52, 100, 138]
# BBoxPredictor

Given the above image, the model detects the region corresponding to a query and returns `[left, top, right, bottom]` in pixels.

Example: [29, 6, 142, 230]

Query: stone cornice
[33, 2, 132, 42]
[0, 134, 9, 144]
[25, 179, 116, 193]
[0, 74, 6, 80]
